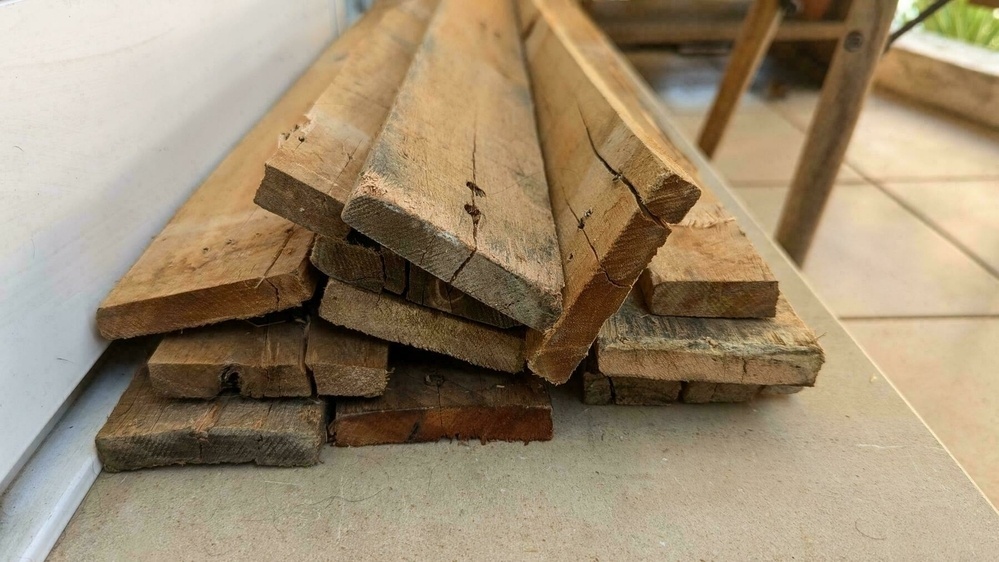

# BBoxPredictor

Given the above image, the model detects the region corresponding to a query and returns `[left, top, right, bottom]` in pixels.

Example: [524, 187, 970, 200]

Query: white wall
[0, 0, 341, 490]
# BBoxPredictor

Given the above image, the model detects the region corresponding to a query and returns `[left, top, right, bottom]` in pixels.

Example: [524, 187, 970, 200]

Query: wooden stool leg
[775, 0, 898, 264]
[698, 0, 784, 158]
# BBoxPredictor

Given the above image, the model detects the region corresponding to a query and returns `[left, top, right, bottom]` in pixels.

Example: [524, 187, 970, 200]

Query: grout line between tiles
[862, 176, 999, 281]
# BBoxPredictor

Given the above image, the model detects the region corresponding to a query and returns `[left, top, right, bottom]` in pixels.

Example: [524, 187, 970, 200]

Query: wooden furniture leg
[698, 0, 785, 158]
[775, 0, 898, 264]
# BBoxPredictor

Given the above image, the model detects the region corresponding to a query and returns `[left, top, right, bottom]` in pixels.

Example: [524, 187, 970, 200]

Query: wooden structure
[694, 0, 899, 263]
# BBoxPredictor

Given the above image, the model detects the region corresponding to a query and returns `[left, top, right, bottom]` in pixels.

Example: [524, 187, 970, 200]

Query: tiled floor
[630, 50, 999, 507]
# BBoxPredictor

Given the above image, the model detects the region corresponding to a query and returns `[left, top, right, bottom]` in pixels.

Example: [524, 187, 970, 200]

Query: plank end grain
[254, 0, 439, 240]
[521, 0, 702, 384]
[640, 189, 779, 319]
[306, 320, 390, 398]
[318, 278, 526, 374]
[332, 350, 552, 447]
[148, 319, 311, 399]
[97, 368, 327, 472]
[596, 291, 825, 387]
[341, 0, 565, 332]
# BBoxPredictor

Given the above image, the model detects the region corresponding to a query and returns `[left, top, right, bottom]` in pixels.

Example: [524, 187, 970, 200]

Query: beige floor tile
[734, 183, 999, 317]
[772, 90, 999, 181]
[845, 318, 999, 508]
[882, 180, 999, 274]
[674, 111, 864, 186]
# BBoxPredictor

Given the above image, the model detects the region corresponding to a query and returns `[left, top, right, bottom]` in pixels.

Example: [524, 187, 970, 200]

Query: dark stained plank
[96, 368, 327, 471]
[310, 233, 407, 295]
[582, 371, 795, 405]
[148, 318, 310, 399]
[406, 266, 521, 329]
[332, 350, 552, 446]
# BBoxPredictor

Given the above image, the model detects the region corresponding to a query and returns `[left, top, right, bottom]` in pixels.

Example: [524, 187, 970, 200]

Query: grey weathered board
[332, 350, 553, 446]
[342, 0, 565, 332]
[581, 371, 793, 405]
[310, 233, 407, 295]
[596, 291, 824, 387]
[255, 0, 438, 240]
[148, 318, 311, 399]
[640, 188, 779, 319]
[406, 266, 521, 329]
[96, 368, 327, 471]
[319, 278, 525, 373]
[519, 0, 702, 384]
[306, 320, 390, 398]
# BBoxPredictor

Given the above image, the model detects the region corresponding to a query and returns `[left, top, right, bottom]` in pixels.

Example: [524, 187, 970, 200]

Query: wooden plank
[255, 0, 439, 240]
[318, 278, 525, 373]
[582, 371, 800, 405]
[332, 350, 552, 446]
[596, 291, 824, 386]
[310, 233, 407, 295]
[520, 0, 702, 384]
[681, 382, 762, 403]
[96, 368, 326, 471]
[148, 318, 310, 399]
[697, 0, 784, 158]
[406, 266, 521, 329]
[95, 16, 402, 338]
[639, 188, 778, 318]
[342, 0, 565, 332]
[775, 0, 898, 263]
[306, 320, 390, 398]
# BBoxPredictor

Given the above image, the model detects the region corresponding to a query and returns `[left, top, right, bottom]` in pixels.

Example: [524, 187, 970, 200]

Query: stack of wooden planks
[93, 0, 823, 472]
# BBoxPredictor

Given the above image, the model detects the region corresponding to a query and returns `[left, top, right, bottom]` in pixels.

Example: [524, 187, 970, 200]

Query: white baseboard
[0, 342, 150, 562]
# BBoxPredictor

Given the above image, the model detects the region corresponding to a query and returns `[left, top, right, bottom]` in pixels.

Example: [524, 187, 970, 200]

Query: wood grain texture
[310, 233, 407, 295]
[596, 291, 823, 386]
[148, 319, 310, 399]
[406, 266, 521, 329]
[582, 371, 789, 405]
[95, 20, 396, 338]
[306, 320, 389, 398]
[520, 0, 702, 384]
[255, 0, 438, 240]
[318, 278, 525, 373]
[96, 368, 326, 471]
[640, 188, 778, 319]
[342, 0, 564, 332]
[332, 350, 552, 446]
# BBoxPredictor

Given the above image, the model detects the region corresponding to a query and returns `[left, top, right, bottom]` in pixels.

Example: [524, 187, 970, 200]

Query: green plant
[898, 0, 999, 51]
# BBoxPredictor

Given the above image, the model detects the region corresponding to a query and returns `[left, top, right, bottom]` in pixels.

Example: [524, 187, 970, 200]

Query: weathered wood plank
[520, 0, 702, 384]
[306, 320, 390, 398]
[96, 368, 326, 471]
[332, 350, 552, 446]
[342, 0, 564, 332]
[596, 291, 824, 386]
[96, 18, 399, 338]
[254, 0, 439, 240]
[318, 278, 525, 373]
[582, 371, 792, 405]
[148, 318, 311, 399]
[310, 233, 407, 295]
[639, 188, 778, 319]
[406, 266, 521, 329]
